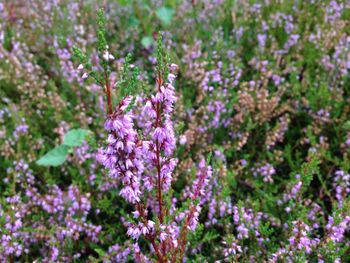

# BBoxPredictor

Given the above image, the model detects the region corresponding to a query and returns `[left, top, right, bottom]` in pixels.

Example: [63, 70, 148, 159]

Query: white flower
[103, 50, 115, 61]
[132, 210, 140, 218]
[82, 72, 88, 79]
[168, 73, 176, 83]
[147, 220, 155, 229]
[179, 135, 187, 145]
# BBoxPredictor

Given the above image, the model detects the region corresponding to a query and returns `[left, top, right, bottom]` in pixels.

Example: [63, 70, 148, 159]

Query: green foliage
[72, 46, 88, 65]
[63, 128, 90, 147]
[141, 36, 154, 48]
[156, 7, 174, 26]
[36, 145, 70, 166]
[37, 129, 90, 166]
[97, 8, 108, 62]
[156, 33, 164, 76]
[300, 154, 320, 192]
[2, 0, 350, 262]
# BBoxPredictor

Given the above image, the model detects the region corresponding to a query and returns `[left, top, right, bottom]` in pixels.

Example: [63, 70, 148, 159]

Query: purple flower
[97, 96, 144, 203]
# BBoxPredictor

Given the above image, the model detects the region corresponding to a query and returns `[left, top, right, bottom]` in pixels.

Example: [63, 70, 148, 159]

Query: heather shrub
[1, 1, 350, 262]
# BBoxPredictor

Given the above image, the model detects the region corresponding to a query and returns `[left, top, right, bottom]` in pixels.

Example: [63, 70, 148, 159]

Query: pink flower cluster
[97, 96, 144, 203]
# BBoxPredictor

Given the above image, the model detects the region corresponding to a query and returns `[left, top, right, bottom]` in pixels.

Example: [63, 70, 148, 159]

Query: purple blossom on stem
[97, 96, 144, 204]
[175, 159, 212, 256]
[325, 216, 350, 243]
[333, 170, 350, 208]
[141, 65, 178, 223]
[288, 221, 317, 254]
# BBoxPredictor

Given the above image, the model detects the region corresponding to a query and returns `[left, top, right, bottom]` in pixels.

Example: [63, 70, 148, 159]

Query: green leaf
[141, 36, 154, 48]
[94, 248, 106, 257]
[128, 16, 140, 27]
[36, 145, 69, 166]
[203, 231, 220, 243]
[118, 0, 129, 6]
[63, 129, 89, 147]
[156, 7, 174, 26]
[343, 121, 350, 131]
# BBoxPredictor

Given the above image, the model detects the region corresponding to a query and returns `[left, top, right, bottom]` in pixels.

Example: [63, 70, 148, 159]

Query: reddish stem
[104, 71, 113, 115]
[150, 239, 164, 263]
[175, 166, 207, 260]
[156, 141, 163, 223]
[155, 74, 168, 258]
[103, 67, 166, 262]
[155, 75, 164, 224]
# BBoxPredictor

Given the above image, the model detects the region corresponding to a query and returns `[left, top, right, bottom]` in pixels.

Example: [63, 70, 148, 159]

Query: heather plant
[1, 0, 350, 262]
[73, 10, 214, 262]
